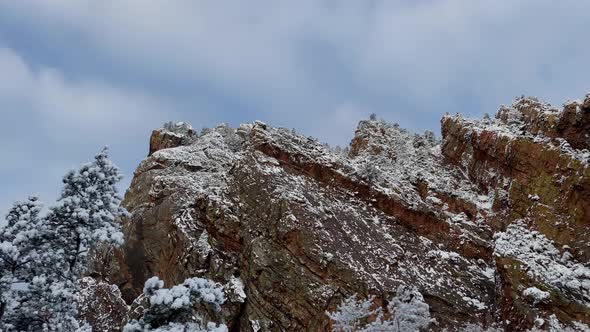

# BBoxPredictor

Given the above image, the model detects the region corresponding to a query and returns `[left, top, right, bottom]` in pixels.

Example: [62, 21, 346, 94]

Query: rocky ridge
[93, 94, 590, 331]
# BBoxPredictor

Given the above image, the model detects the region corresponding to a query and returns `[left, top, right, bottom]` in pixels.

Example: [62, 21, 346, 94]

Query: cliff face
[441, 96, 590, 330]
[100, 95, 590, 331]
[442, 98, 590, 262]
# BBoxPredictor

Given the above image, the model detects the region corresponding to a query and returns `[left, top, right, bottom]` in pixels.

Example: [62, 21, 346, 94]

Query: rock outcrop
[77, 277, 129, 332]
[441, 95, 590, 330]
[98, 95, 590, 331]
[149, 121, 197, 156]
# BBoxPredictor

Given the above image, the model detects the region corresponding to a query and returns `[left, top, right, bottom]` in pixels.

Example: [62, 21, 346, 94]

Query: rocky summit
[88, 94, 590, 331]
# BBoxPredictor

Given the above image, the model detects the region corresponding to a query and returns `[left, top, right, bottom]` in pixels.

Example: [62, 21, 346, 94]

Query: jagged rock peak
[350, 118, 438, 159]
[443, 94, 590, 162]
[149, 121, 197, 156]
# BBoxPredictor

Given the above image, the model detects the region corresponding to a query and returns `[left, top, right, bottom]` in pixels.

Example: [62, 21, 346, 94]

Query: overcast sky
[1, 1, 589, 216]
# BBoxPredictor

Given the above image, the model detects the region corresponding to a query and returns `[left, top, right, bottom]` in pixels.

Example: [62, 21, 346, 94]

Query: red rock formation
[93, 95, 590, 331]
[442, 96, 590, 329]
[148, 122, 196, 156]
[77, 277, 128, 332]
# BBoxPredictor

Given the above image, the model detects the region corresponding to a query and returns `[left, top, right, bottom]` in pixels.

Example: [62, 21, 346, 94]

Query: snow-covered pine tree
[327, 294, 381, 332]
[0, 196, 43, 284]
[0, 196, 44, 327]
[0, 148, 126, 331]
[0, 197, 86, 331]
[123, 276, 228, 332]
[45, 147, 126, 276]
[388, 285, 434, 331]
[327, 285, 433, 332]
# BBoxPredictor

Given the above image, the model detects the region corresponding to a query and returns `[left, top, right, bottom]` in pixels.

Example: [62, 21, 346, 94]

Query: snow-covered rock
[93, 93, 590, 331]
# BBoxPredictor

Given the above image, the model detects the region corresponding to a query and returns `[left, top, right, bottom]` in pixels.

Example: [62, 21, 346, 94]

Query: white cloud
[0, 48, 35, 105]
[356, 0, 590, 103]
[3, 0, 588, 125]
[0, 47, 172, 141]
[3, 1, 313, 104]
[0, 47, 178, 221]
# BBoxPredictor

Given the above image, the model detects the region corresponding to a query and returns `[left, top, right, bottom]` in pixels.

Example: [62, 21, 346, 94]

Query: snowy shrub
[214, 124, 243, 152]
[123, 276, 227, 332]
[327, 285, 433, 332]
[522, 287, 550, 306]
[163, 122, 194, 136]
[327, 295, 381, 332]
[388, 285, 434, 331]
[0, 148, 126, 331]
[356, 154, 392, 186]
[423, 130, 437, 147]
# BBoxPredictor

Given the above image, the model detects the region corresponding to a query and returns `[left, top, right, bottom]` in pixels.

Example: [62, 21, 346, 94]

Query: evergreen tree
[45, 147, 126, 276]
[0, 196, 45, 328]
[388, 285, 433, 331]
[327, 285, 433, 332]
[124, 276, 227, 332]
[0, 196, 44, 285]
[327, 294, 380, 332]
[0, 148, 125, 331]
[0, 197, 87, 331]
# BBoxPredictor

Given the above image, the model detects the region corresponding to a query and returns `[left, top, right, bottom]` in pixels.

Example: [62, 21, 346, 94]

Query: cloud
[357, 1, 590, 104]
[0, 48, 32, 102]
[0, 1, 312, 106]
[2, 1, 588, 136]
[0, 47, 176, 217]
[0, 47, 173, 142]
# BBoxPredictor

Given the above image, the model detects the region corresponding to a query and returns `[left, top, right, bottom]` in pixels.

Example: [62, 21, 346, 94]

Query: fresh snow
[522, 287, 550, 305]
[494, 222, 590, 305]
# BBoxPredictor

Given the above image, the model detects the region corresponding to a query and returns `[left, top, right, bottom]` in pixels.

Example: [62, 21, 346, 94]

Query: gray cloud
[0, 47, 175, 215]
[3, 1, 588, 136]
[0, 47, 174, 141]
